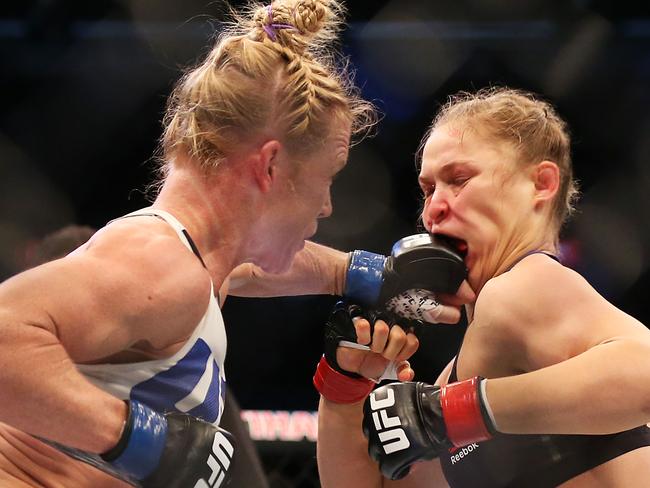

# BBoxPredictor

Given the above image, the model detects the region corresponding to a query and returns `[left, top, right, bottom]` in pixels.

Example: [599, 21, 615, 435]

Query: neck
[472, 219, 558, 296]
[496, 237, 556, 275]
[151, 163, 253, 286]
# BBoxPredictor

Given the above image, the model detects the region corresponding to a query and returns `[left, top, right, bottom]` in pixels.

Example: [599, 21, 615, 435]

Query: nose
[422, 191, 450, 231]
[318, 190, 333, 219]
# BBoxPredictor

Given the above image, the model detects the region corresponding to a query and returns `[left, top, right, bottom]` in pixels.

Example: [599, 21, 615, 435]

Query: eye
[421, 184, 435, 198]
[452, 175, 469, 186]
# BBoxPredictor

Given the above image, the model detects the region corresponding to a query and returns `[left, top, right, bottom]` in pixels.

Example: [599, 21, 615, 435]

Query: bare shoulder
[86, 218, 210, 292]
[0, 217, 213, 360]
[474, 253, 648, 370]
[82, 218, 213, 334]
[475, 254, 588, 330]
[467, 255, 588, 373]
[497, 253, 639, 332]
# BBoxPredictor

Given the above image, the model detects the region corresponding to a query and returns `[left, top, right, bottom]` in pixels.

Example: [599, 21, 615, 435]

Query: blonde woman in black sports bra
[316, 87, 650, 488]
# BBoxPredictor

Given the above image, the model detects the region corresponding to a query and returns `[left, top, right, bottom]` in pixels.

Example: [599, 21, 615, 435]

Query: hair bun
[292, 0, 327, 35]
[252, 0, 341, 54]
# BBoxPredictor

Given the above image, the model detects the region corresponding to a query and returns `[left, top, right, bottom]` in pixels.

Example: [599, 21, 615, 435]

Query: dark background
[1, 1, 649, 414]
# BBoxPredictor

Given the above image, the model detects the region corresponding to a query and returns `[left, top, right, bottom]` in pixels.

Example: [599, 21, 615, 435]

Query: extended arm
[227, 241, 348, 297]
[227, 235, 473, 326]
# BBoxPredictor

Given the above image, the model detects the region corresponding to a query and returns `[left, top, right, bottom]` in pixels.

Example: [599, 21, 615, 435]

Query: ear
[532, 160, 560, 207]
[253, 140, 282, 192]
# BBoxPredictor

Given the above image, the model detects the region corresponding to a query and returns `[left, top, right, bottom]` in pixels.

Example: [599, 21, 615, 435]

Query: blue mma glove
[344, 234, 467, 317]
[102, 400, 235, 488]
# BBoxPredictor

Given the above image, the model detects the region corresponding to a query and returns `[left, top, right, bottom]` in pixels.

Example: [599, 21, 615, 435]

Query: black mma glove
[362, 379, 495, 480]
[102, 400, 235, 488]
[314, 302, 393, 403]
[323, 301, 399, 379]
[344, 234, 467, 315]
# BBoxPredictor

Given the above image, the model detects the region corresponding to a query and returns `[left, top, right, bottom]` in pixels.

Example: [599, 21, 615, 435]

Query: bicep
[0, 256, 143, 361]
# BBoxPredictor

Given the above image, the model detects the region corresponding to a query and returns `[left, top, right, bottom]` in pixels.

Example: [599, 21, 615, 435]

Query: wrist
[440, 377, 496, 447]
[313, 356, 375, 404]
[101, 400, 168, 480]
[343, 250, 387, 306]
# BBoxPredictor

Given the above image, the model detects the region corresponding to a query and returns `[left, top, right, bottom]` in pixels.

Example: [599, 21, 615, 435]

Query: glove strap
[440, 377, 495, 447]
[101, 400, 168, 480]
[344, 251, 387, 306]
[313, 356, 375, 404]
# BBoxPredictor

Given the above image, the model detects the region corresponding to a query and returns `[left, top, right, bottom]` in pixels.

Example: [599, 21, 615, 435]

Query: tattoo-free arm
[227, 241, 348, 297]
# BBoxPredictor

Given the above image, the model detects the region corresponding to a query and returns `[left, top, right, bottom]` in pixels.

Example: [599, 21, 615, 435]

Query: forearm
[317, 398, 383, 488]
[228, 241, 348, 297]
[488, 338, 650, 434]
[0, 323, 126, 453]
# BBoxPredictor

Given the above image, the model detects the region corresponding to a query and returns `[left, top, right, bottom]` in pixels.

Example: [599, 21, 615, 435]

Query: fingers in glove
[369, 319, 390, 354]
[396, 360, 415, 382]
[352, 315, 372, 346]
[382, 325, 408, 360]
[395, 330, 419, 363]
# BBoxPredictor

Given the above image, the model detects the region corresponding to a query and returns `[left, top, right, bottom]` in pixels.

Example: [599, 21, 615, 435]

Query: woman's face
[255, 118, 351, 274]
[419, 123, 538, 290]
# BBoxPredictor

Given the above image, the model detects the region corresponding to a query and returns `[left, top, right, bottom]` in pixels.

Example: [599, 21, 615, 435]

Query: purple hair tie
[263, 4, 297, 41]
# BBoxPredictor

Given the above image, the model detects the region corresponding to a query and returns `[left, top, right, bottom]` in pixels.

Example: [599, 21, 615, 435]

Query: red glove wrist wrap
[440, 377, 493, 447]
[313, 356, 375, 404]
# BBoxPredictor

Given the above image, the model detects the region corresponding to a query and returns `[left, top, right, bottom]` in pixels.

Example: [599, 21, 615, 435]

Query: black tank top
[439, 252, 650, 487]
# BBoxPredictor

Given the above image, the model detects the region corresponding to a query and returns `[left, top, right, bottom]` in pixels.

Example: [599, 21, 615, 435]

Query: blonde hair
[160, 0, 376, 173]
[428, 87, 579, 231]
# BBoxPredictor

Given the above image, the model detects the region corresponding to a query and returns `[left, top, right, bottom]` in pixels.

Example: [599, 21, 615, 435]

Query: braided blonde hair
[160, 0, 375, 173]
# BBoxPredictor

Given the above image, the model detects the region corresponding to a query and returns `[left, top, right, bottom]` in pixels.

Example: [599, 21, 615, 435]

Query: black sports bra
[440, 252, 650, 487]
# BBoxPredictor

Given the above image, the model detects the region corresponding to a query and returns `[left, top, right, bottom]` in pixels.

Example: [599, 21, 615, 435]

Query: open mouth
[434, 234, 468, 259]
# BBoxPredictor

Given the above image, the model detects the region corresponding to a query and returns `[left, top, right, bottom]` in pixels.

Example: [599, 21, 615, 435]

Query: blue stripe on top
[130, 338, 222, 423]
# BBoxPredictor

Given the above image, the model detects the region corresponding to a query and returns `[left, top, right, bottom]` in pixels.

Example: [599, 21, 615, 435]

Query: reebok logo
[194, 431, 234, 488]
[449, 443, 479, 464]
[369, 389, 410, 454]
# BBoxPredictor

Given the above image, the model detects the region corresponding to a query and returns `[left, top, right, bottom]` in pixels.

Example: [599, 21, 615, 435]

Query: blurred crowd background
[1, 1, 649, 486]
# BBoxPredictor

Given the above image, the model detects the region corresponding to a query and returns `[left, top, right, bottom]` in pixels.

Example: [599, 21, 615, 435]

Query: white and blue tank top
[77, 208, 228, 426]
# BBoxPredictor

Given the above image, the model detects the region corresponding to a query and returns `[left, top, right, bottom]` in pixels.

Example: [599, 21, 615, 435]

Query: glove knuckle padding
[362, 382, 441, 480]
[380, 235, 467, 303]
[142, 414, 235, 488]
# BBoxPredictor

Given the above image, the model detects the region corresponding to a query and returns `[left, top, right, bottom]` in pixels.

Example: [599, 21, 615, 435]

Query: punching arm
[43, 400, 236, 488]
